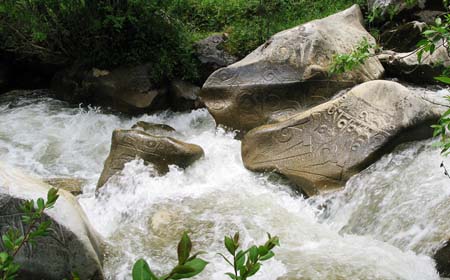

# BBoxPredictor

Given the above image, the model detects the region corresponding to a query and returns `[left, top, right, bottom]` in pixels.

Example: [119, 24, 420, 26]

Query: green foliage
[329, 38, 375, 75]
[219, 232, 280, 280]
[132, 232, 208, 280]
[0, 188, 59, 280]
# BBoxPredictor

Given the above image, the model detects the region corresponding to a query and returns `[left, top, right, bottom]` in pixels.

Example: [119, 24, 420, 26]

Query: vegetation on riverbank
[0, 0, 364, 85]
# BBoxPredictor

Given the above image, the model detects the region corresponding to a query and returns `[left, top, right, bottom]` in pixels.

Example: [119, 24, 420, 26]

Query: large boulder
[0, 162, 104, 279]
[242, 80, 443, 196]
[434, 240, 450, 277]
[194, 34, 238, 82]
[201, 5, 384, 131]
[51, 64, 168, 113]
[378, 44, 450, 84]
[97, 129, 204, 189]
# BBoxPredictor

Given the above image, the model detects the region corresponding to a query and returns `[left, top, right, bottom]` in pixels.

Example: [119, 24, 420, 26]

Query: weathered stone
[0, 162, 104, 279]
[131, 121, 176, 137]
[51, 64, 168, 113]
[380, 21, 427, 52]
[434, 240, 450, 277]
[368, 0, 444, 16]
[97, 129, 204, 189]
[413, 10, 446, 24]
[201, 5, 384, 131]
[44, 177, 87, 196]
[169, 80, 203, 111]
[194, 34, 238, 81]
[242, 80, 442, 196]
[378, 44, 450, 84]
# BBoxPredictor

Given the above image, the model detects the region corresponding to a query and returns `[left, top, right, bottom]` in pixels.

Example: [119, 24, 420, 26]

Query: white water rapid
[0, 90, 448, 279]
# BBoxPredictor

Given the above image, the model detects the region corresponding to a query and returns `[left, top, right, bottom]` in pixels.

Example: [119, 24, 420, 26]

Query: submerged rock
[201, 5, 384, 131]
[434, 240, 450, 277]
[51, 64, 168, 113]
[44, 177, 86, 196]
[378, 44, 450, 84]
[97, 129, 204, 189]
[0, 162, 104, 279]
[131, 121, 176, 137]
[242, 80, 443, 196]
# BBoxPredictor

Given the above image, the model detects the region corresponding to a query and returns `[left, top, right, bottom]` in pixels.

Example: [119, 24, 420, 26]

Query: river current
[0, 90, 449, 279]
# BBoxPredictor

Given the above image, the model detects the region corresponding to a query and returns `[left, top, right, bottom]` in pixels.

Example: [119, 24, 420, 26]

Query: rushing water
[0, 90, 448, 279]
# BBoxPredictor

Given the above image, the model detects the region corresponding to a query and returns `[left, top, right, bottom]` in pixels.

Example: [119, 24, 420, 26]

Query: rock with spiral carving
[201, 5, 384, 132]
[0, 162, 105, 279]
[242, 80, 444, 196]
[97, 129, 204, 189]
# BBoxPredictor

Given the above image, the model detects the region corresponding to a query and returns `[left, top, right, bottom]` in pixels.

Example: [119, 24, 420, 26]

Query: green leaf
[171, 264, 195, 275]
[37, 198, 45, 211]
[171, 258, 208, 279]
[247, 263, 261, 277]
[177, 232, 192, 265]
[224, 236, 236, 255]
[248, 246, 258, 263]
[435, 76, 450, 84]
[225, 272, 237, 279]
[132, 259, 158, 280]
[259, 251, 275, 261]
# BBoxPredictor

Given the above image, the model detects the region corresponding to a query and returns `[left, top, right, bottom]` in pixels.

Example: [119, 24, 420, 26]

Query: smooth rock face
[0, 162, 104, 279]
[380, 21, 427, 52]
[97, 129, 204, 189]
[51, 64, 168, 113]
[242, 80, 441, 196]
[378, 45, 450, 84]
[194, 34, 238, 81]
[131, 121, 176, 137]
[201, 5, 384, 131]
[169, 80, 203, 111]
[434, 241, 450, 277]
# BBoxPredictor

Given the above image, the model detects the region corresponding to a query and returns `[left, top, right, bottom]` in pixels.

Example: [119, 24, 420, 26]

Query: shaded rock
[131, 121, 176, 137]
[194, 34, 238, 81]
[201, 5, 384, 131]
[413, 10, 447, 24]
[0, 162, 104, 279]
[434, 240, 450, 277]
[368, 0, 445, 17]
[378, 44, 450, 84]
[44, 177, 87, 196]
[242, 80, 442, 196]
[51, 64, 168, 113]
[97, 129, 204, 188]
[380, 21, 427, 52]
[169, 80, 203, 111]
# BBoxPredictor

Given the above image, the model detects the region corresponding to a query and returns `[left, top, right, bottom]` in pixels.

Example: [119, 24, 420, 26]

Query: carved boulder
[97, 129, 204, 189]
[0, 162, 104, 279]
[200, 5, 384, 131]
[242, 80, 442, 196]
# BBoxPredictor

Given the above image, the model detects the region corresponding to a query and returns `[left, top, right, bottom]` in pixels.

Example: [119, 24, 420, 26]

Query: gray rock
[380, 21, 427, 52]
[44, 177, 87, 196]
[97, 129, 204, 189]
[378, 44, 450, 84]
[242, 80, 443, 196]
[0, 162, 104, 279]
[200, 5, 384, 131]
[194, 34, 238, 81]
[51, 64, 168, 113]
[169, 80, 203, 111]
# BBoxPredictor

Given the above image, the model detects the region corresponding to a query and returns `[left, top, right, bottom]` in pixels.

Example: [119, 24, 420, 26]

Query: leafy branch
[0, 188, 59, 280]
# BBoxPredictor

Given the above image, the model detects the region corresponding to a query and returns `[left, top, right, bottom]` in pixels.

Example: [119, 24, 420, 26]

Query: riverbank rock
[131, 121, 176, 136]
[51, 64, 168, 113]
[242, 80, 442, 196]
[97, 129, 204, 189]
[169, 80, 203, 111]
[434, 240, 450, 277]
[380, 21, 427, 52]
[201, 5, 384, 131]
[194, 33, 238, 82]
[368, 0, 445, 17]
[378, 45, 450, 84]
[44, 177, 87, 196]
[0, 162, 104, 279]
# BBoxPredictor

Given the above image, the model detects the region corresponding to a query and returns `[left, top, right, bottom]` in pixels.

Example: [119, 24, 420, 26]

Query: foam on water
[0, 91, 444, 279]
